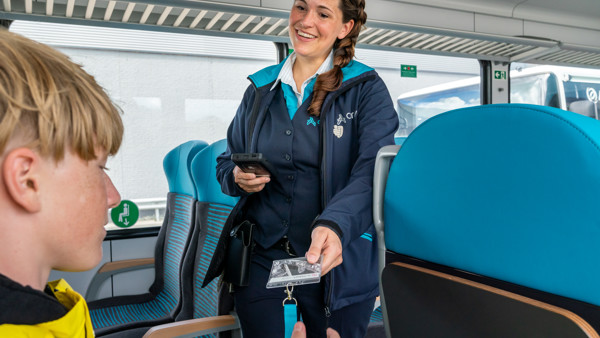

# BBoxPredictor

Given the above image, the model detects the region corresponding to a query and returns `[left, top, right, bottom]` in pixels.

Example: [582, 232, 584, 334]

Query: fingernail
[307, 253, 317, 262]
[294, 322, 304, 332]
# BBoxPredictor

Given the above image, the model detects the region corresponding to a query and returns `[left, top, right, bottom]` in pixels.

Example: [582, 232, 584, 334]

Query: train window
[510, 64, 600, 119]
[355, 48, 479, 137]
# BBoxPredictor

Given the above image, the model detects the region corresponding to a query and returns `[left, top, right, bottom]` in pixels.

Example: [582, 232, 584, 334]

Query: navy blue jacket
[216, 59, 399, 311]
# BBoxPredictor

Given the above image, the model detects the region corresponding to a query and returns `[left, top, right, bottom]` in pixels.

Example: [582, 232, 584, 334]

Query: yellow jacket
[0, 279, 94, 337]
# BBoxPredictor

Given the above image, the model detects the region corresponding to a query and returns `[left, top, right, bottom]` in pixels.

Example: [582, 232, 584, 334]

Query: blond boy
[0, 29, 123, 337]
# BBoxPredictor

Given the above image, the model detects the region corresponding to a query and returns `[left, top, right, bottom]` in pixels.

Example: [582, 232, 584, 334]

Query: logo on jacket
[307, 117, 320, 127]
[333, 125, 344, 138]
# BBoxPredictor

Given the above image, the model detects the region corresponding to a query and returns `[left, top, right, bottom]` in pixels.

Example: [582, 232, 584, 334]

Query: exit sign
[401, 64, 417, 78]
[494, 70, 507, 80]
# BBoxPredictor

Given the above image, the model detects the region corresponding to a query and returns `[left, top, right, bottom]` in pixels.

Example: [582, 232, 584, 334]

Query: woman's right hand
[233, 166, 270, 193]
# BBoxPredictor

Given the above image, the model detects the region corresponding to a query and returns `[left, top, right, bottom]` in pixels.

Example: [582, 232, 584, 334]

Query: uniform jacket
[215, 58, 399, 311]
[0, 278, 95, 337]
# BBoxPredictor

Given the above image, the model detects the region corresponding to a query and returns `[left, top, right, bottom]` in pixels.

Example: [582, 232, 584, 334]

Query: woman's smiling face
[289, 0, 354, 63]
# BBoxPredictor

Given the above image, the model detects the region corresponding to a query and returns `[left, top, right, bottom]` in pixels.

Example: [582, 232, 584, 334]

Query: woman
[215, 0, 399, 336]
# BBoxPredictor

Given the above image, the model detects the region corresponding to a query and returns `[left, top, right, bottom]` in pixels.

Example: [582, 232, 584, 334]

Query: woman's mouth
[297, 30, 316, 39]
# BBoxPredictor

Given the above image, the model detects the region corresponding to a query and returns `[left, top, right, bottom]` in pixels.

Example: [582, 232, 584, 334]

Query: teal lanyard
[283, 284, 299, 338]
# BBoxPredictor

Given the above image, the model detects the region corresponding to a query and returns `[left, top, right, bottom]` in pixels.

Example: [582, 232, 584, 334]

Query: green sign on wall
[401, 64, 417, 78]
[111, 200, 139, 228]
[494, 70, 507, 80]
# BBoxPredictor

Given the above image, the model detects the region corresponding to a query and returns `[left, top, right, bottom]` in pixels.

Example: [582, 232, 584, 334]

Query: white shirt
[271, 50, 334, 107]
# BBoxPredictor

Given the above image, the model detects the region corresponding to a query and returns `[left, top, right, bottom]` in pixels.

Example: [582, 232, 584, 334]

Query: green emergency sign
[401, 65, 417, 78]
[494, 70, 507, 80]
[111, 200, 139, 228]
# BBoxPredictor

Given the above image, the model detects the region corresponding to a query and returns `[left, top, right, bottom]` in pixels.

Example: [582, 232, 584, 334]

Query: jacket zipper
[325, 273, 334, 321]
[318, 72, 376, 317]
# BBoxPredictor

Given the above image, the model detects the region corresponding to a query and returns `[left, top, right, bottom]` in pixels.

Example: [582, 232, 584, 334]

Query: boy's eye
[320, 13, 329, 18]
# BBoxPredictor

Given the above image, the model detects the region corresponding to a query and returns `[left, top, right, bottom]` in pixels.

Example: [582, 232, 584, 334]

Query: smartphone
[231, 153, 276, 177]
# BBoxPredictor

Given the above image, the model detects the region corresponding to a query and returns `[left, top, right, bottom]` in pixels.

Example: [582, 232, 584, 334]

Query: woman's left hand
[306, 226, 342, 275]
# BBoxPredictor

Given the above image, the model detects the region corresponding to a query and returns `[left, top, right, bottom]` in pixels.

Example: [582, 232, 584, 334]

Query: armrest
[373, 144, 401, 271]
[85, 258, 155, 301]
[142, 314, 240, 338]
[372, 144, 400, 338]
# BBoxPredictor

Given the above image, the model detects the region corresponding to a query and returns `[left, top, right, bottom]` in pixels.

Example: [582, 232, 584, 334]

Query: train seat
[86, 140, 208, 337]
[142, 139, 241, 337]
[373, 104, 600, 337]
[394, 136, 406, 145]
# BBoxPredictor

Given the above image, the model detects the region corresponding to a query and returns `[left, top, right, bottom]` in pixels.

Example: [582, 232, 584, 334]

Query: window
[510, 64, 600, 119]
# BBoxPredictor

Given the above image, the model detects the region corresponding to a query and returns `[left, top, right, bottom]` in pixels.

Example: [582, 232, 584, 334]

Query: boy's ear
[2, 148, 42, 213]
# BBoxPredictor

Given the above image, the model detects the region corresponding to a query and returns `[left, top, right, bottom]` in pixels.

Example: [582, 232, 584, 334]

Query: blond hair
[0, 29, 123, 161]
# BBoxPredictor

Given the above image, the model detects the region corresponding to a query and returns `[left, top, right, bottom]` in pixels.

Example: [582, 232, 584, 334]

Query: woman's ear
[337, 19, 355, 40]
[2, 148, 42, 212]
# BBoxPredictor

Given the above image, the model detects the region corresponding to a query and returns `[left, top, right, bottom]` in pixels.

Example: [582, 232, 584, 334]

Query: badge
[266, 256, 322, 289]
[333, 125, 344, 138]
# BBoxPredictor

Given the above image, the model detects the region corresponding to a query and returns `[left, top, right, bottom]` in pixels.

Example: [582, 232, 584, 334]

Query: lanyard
[283, 283, 299, 338]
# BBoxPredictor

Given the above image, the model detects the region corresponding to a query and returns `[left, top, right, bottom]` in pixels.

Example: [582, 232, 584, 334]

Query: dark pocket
[223, 220, 254, 286]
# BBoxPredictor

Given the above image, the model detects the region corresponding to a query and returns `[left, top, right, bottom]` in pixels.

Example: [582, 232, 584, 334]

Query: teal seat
[374, 104, 600, 337]
[394, 136, 406, 145]
[87, 140, 208, 336]
[169, 139, 240, 336]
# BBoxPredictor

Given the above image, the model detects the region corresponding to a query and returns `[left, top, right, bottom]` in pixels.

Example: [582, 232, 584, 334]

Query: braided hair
[307, 0, 367, 117]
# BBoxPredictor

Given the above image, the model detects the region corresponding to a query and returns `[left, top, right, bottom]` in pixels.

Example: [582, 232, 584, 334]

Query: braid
[307, 0, 367, 117]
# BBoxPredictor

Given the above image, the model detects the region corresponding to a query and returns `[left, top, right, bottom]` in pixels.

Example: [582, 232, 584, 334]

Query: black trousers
[233, 245, 375, 338]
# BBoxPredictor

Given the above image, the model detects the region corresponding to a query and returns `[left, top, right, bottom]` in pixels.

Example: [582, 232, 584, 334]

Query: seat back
[394, 136, 406, 145]
[178, 139, 239, 322]
[149, 140, 208, 305]
[374, 104, 600, 336]
[89, 140, 207, 334]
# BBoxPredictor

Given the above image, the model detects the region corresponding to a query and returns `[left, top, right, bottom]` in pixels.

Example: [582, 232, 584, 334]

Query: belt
[273, 236, 297, 257]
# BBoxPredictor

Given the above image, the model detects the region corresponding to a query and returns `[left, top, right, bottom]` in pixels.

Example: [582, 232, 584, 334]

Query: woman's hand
[233, 166, 270, 193]
[306, 226, 343, 275]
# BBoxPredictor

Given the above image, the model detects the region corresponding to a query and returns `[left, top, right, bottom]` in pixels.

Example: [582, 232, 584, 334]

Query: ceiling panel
[0, 0, 598, 68]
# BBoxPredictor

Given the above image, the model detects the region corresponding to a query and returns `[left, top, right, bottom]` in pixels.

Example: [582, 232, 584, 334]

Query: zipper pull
[324, 306, 331, 318]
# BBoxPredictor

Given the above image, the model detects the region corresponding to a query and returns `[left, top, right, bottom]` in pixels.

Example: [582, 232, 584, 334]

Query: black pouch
[223, 220, 254, 286]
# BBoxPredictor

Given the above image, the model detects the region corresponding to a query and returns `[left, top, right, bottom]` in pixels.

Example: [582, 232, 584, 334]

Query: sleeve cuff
[311, 219, 343, 240]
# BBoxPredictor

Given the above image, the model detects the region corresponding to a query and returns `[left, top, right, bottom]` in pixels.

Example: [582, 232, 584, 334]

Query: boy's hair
[0, 29, 123, 161]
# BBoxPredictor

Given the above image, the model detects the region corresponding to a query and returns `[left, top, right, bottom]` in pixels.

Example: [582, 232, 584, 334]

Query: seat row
[86, 139, 240, 337]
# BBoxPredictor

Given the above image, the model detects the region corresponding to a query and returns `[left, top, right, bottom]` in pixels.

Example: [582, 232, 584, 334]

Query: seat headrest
[163, 140, 208, 198]
[384, 103, 600, 305]
[191, 139, 239, 207]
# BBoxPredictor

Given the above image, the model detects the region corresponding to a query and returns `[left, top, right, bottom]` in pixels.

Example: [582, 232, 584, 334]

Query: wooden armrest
[143, 314, 239, 338]
[98, 258, 155, 273]
[85, 258, 155, 301]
